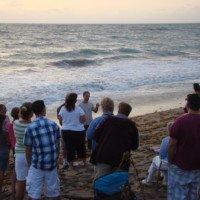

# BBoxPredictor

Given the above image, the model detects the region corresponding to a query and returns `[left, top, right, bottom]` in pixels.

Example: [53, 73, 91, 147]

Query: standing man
[168, 93, 200, 200]
[24, 100, 60, 200]
[79, 91, 99, 150]
[86, 97, 114, 151]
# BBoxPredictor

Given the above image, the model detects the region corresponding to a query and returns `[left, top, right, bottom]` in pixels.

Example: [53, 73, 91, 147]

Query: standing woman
[0, 114, 10, 194]
[14, 102, 33, 200]
[58, 93, 86, 168]
[7, 107, 20, 158]
[7, 107, 20, 199]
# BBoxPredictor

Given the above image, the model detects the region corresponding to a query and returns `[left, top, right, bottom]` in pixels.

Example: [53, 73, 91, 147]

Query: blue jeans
[168, 164, 200, 200]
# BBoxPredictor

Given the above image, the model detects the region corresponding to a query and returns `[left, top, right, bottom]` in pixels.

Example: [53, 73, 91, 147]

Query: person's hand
[96, 103, 100, 108]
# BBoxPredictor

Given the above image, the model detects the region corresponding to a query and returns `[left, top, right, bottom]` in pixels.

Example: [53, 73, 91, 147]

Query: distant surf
[0, 23, 199, 111]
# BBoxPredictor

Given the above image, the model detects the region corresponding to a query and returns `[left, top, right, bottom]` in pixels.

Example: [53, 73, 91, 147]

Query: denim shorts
[0, 148, 9, 173]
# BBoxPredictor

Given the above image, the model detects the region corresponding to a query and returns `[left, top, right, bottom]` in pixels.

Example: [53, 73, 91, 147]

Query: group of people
[142, 83, 200, 199]
[0, 101, 60, 200]
[0, 83, 199, 200]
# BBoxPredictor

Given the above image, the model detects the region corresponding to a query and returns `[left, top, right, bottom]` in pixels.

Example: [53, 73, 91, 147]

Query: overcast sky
[0, 0, 199, 23]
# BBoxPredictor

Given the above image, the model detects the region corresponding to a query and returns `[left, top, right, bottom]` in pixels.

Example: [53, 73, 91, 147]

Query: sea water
[0, 24, 200, 115]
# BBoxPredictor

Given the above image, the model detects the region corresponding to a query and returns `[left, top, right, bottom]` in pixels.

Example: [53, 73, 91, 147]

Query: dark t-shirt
[170, 113, 200, 170]
[91, 116, 139, 167]
[0, 114, 9, 150]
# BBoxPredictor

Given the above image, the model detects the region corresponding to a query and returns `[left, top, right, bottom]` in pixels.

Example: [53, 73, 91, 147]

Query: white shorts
[26, 166, 60, 199]
[15, 153, 29, 181]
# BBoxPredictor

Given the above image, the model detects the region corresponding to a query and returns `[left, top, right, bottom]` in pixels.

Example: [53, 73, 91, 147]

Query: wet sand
[2, 107, 183, 200]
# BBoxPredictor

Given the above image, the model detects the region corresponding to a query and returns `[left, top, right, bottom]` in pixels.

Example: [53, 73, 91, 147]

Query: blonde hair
[101, 97, 114, 113]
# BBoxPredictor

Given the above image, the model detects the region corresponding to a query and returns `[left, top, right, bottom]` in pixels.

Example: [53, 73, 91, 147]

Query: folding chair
[93, 152, 141, 200]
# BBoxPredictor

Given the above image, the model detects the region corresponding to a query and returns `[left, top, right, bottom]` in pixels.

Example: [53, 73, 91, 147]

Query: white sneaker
[141, 179, 152, 185]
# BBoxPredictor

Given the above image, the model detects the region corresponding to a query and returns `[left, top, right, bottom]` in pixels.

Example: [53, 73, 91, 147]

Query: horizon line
[0, 22, 200, 25]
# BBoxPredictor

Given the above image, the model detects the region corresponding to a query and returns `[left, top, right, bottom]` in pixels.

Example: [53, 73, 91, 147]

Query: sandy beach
[0, 3, 200, 200]
[2, 107, 184, 200]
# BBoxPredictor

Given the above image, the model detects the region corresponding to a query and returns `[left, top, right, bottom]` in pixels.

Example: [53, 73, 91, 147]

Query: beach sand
[2, 107, 184, 200]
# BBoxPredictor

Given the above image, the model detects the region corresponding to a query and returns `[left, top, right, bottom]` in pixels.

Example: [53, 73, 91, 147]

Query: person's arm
[79, 115, 86, 124]
[23, 128, 33, 167]
[57, 115, 63, 126]
[130, 122, 139, 151]
[55, 123, 61, 158]
[58, 106, 64, 126]
[168, 138, 177, 163]
[5, 121, 12, 149]
[25, 146, 32, 167]
[7, 123, 15, 149]
[168, 119, 180, 163]
[92, 103, 99, 113]
[86, 120, 95, 139]
[5, 130, 11, 149]
[78, 107, 86, 124]
[55, 138, 60, 166]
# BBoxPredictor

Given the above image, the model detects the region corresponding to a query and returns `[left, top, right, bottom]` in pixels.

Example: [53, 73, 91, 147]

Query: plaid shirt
[24, 117, 60, 170]
[168, 164, 200, 200]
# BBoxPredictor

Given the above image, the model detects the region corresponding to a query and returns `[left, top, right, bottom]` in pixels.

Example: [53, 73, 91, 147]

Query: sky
[0, 0, 200, 23]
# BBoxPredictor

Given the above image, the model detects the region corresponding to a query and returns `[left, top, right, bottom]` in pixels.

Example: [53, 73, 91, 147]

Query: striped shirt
[14, 120, 31, 154]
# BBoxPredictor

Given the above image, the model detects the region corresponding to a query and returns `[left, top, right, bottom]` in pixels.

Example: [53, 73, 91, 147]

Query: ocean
[0, 23, 200, 115]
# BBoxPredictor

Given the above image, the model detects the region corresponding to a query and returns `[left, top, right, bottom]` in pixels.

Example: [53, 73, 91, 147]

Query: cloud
[1, 0, 23, 7]
[0, 0, 199, 23]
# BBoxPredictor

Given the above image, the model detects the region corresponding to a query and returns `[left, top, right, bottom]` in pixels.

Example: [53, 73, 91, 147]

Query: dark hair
[11, 107, 20, 121]
[20, 103, 33, 120]
[32, 100, 45, 115]
[186, 93, 200, 111]
[83, 91, 90, 96]
[193, 83, 200, 92]
[0, 104, 6, 115]
[0, 114, 6, 134]
[65, 93, 77, 112]
[118, 102, 132, 116]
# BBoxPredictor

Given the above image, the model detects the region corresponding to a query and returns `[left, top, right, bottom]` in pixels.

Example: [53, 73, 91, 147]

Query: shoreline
[45, 82, 193, 122]
[46, 91, 187, 122]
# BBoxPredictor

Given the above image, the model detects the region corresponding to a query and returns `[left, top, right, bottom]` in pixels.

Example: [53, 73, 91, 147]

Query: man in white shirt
[79, 91, 99, 150]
